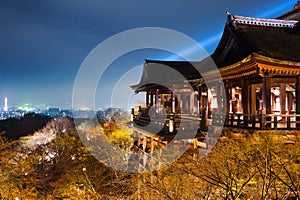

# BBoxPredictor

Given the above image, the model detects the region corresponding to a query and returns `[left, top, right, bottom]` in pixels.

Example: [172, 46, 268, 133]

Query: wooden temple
[130, 2, 300, 145]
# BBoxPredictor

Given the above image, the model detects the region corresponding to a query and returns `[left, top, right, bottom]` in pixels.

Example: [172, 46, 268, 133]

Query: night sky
[0, 0, 296, 109]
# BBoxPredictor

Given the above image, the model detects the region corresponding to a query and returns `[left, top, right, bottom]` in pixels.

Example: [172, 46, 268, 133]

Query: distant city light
[18, 104, 35, 112]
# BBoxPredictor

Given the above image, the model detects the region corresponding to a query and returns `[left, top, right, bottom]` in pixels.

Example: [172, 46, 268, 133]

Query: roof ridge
[227, 14, 298, 28]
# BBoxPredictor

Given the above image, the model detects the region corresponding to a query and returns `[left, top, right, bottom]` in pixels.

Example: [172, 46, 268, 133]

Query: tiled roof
[212, 13, 300, 67]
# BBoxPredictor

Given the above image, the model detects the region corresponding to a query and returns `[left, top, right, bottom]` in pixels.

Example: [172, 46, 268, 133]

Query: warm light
[273, 88, 280, 96]
[169, 113, 174, 133]
[169, 120, 174, 133]
[130, 113, 134, 122]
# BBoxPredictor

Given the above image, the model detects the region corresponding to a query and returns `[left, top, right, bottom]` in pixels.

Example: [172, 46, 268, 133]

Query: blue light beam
[164, 2, 295, 61]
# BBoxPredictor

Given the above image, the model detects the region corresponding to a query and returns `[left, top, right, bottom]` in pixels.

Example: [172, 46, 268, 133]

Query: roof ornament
[226, 11, 235, 25]
[228, 14, 298, 28]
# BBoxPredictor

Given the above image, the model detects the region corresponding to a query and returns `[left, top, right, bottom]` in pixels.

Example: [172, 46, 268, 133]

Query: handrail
[133, 112, 300, 130]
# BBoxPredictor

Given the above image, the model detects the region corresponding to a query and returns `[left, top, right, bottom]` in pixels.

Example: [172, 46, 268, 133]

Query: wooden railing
[223, 113, 300, 130]
[132, 110, 300, 131]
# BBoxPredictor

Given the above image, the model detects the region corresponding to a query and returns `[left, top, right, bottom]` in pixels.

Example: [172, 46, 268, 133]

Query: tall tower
[4, 97, 8, 112]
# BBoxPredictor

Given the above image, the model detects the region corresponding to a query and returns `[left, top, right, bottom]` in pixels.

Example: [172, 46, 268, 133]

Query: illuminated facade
[132, 3, 300, 132]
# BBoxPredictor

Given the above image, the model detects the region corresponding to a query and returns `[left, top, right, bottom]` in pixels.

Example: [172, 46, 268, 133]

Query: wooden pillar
[251, 85, 257, 115]
[262, 75, 271, 128]
[198, 85, 202, 115]
[193, 138, 198, 150]
[204, 87, 209, 119]
[231, 87, 236, 114]
[296, 76, 300, 128]
[231, 87, 235, 100]
[228, 83, 232, 113]
[207, 87, 212, 118]
[150, 91, 154, 106]
[143, 136, 147, 152]
[225, 82, 230, 125]
[155, 89, 159, 111]
[287, 92, 293, 114]
[150, 136, 154, 153]
[287, 91, 293, 128]
[262, 76, 271, 114]
[146, 91, 149, 108]
[190, 92, 195, 115]
[250, 84, 257, 128]
[217, 82, 222, 114]
[271, 93, 276, 112]
[143, 136, 147, 170]
[280, 83, 286, 115]
[157, 137, 162, 169]
[171, 93, 175, 113]
[241, 79, 249, 114]
[241, 79, 248, 126]
[200, 86, 208, 129]
[177, 94, 181, 113]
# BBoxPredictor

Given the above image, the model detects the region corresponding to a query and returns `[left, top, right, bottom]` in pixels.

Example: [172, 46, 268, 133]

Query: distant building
[47, 108, 60, 117]
[60, 109, 73, 117]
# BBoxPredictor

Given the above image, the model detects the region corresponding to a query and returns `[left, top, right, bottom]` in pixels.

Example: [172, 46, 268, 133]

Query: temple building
[131, 2, 300, 136]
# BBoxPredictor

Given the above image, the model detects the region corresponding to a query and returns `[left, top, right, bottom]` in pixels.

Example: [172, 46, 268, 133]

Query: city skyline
[0, 0, 296, 109]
